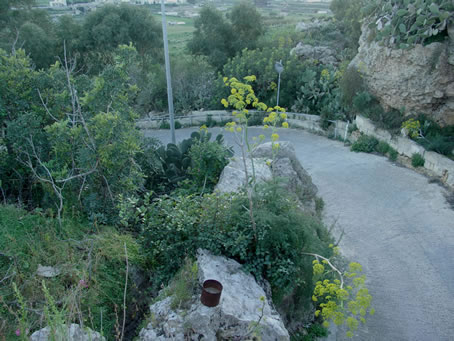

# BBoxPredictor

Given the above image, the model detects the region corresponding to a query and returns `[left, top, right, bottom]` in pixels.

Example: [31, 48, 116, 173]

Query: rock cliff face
[350, 23, 454, 127]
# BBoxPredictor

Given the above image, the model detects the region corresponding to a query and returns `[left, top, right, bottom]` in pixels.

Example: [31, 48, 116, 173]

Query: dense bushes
[120, 181, 332, 320]
[351, 134, 379, 153]
[351, 134, 399, 161]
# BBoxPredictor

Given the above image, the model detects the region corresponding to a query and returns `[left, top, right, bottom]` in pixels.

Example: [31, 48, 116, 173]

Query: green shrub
[121, 182, 333, 321]
[351, 134, 379, 153]
[163, 258, 199, 310]
[159, 120, 171, 129]
[188, 134, 233, 190]
[339, 66, 365, 111]
[141, 131, 231, 195]
[375, 141, 390, 155]
[365, 0, 454, 48]
[411, 153, 425, 168]
[388, 147, 398, 161]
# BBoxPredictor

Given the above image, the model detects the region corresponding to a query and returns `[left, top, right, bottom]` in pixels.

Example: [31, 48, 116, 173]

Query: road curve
[146, 127, 454, 341]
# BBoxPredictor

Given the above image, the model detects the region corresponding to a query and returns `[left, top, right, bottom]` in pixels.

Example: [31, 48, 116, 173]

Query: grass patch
[411, 153, 425, 168]
[0, 205, 148, 339]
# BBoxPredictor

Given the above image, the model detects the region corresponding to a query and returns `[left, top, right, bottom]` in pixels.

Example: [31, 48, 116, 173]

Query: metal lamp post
[161, 0, 175, 144]
[274, 60, 284, 107]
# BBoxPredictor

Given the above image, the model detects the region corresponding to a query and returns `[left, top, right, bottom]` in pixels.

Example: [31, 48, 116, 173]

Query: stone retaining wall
[356, 115, 454, 187]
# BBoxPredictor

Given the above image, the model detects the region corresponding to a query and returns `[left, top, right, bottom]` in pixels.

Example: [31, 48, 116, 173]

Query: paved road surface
[147, 127, 454, 341]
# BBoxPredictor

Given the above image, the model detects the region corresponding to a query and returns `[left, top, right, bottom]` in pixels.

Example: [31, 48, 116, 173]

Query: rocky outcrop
[139, 249, 289, 341]
[215, 157, 272, 193]
[254, 141, 318, 207]
[30, 324, 105, 341]
[291, 42, 339, 66]
[350, 23, 454, 127]
[216, 141, 318, 211]
[295, 19, 325, 32]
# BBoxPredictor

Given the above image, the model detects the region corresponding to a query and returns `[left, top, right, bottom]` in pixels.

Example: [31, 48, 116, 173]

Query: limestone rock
[350, 23, 454, 127]
[139, 249, 290, 341]
[290, 42, 339, 66]
[253, 141, 318, 203]
[36, 264, 61, 278]
[295, 19, 324, 32]
[215, 157, 272, 193]
[30, 324, 104, 341]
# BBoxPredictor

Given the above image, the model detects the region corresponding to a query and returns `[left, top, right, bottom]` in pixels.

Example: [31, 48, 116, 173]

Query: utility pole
[274, 60, 284, 107]
[161, 0, 175, 144]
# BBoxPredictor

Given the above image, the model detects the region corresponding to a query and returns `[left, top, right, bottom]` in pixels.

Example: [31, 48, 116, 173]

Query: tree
[78, 4, 162, 73]
[188, 3, 264, 70]
[228, 2, 264, 52]
[188, 6, 235, 70]
[330, 0, 366, 49]
[1, 46, 145, 222]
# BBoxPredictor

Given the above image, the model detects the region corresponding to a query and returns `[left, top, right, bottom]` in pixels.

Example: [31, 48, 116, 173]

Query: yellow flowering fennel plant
[304, 245, 374, 338]
[221, 76, 289, 234]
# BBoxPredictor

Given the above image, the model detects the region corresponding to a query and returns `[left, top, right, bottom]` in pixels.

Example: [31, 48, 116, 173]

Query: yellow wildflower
[221, 98, 228, 108]
[236, 127, 242, 133]
[271, 133, 279, 141]
[263, 125, 269, 129]
[280, 113, 287, 119]
[282, 122, 289, 128]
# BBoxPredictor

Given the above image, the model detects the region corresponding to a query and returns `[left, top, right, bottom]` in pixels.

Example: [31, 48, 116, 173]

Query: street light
[274, 59, 284, 107]
[161, 0, 175, 144]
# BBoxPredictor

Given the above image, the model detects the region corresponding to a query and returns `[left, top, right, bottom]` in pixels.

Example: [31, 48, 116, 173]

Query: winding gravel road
[147, 127, 454, 341]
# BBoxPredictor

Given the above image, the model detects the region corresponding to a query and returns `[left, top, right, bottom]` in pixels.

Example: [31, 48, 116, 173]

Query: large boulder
[290, 42, 339, 66]
[350, 23, 454, 127]
[216, 141, 318, 210]
[253, 141, 318, 205]
[215, 157, 272, 193]
[30, 324, 104, 341]
[139, 249, 289, 341]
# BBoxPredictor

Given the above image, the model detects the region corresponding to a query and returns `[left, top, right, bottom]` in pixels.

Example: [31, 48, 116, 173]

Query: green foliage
[351, 134, 379, 153]
[163, 258, 199, 310]
[141, 130, 231, 195]
[339, 66, 366, 111]
[0, 205, 147, 338]
[365, 0, 454, 48]
[375, 141, 390, 155]
[402, 118, 421, 138]
[411, 152, 425, 167]
[188, 3, 264, 70]
[352, 91, 404, 131]
[0, 46, 145, 221]
[78, 4, 162, 72]
[121, 182, 333, 317]
[311, 259, 374, 338]
[293, 66, 344, 123]
[221, 48, 313, 109]
[404, 115, 454, 157]
[172, 56, 217, 113]
[189, 130, 232, 189]
[291, 323, 329, 341]
[388, 147, 398, 161]
[330, 0, 367, 49]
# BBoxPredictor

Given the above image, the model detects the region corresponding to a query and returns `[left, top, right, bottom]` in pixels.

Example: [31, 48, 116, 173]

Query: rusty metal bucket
[200, 279, 223, 307]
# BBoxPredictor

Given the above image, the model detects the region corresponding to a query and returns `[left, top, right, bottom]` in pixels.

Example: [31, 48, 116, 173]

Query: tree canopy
[188, 2, 264, 70]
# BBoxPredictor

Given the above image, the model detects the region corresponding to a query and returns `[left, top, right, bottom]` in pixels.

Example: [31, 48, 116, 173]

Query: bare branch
[37, 89, 59, 122]
[302, 252, 344, 289]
